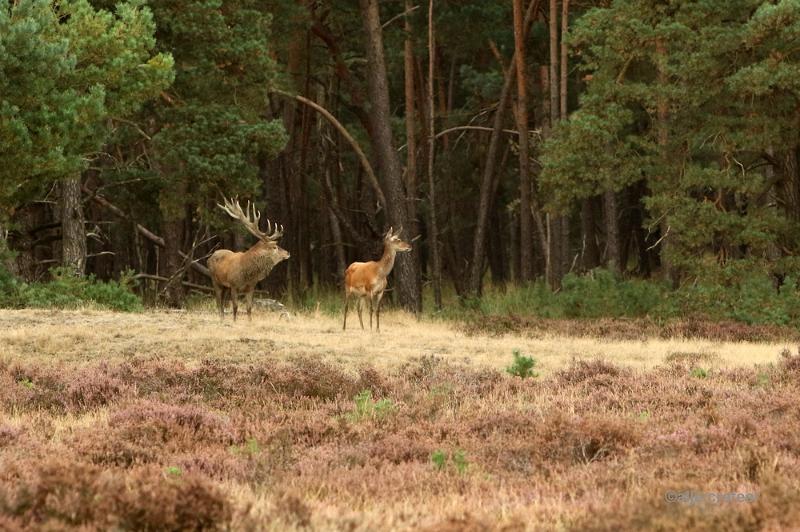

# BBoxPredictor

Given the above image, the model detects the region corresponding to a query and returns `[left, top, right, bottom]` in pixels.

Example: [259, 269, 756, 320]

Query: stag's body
[343, 228, 411, 331]
[208, 198, 289, 321]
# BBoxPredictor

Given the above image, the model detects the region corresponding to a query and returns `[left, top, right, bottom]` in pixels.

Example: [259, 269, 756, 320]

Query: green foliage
[506, 349, 539, 379]
[346, 390, 394, 422]
[448, 269, 800, 327]
[164, 466, 182, 477]
[230, 438, 262, 456]
[0, 0, 173, 215]
[541, 0, 800, 279]
[431, 449, 447, 471]
[0, 267, 142, 311]
[133, 0, 287, 225]
[452, 450, 469, 474]
[690, 367, 709, 379]
[430, 449, 468, 474]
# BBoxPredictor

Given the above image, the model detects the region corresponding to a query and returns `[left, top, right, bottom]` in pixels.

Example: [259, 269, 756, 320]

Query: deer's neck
[377, 245, 397, 278]
[244, 242, 278, 279]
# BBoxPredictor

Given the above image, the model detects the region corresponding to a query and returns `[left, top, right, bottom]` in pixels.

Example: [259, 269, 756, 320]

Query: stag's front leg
[230, 288, 239, 321]
[245, 287, 255, 321]
[213, 283, 225, 320]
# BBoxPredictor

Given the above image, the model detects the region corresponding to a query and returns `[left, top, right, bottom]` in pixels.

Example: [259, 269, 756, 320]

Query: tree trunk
[513, 0, 533, 282]
[404, 0, 423, 288]
[427, 0, 443, 309]
[60, 175, 86, 276]
[360, 0, 421, 312]
[547, 0, 563, 287]
[161, 216, 185, 307]
[655, 37, 674, 284]
[560, 0, 569, 121]
[580, 197, 600, 270]
[467, 0, 540, 297]
[159, 176, 188, 307]
[548, 0, 559, 127]
[467, 63, 516, 297]
[603, 190, 621, 273]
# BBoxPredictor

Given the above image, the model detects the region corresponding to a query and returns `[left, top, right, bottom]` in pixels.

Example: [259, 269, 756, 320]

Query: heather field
[1, 309, 800, 531]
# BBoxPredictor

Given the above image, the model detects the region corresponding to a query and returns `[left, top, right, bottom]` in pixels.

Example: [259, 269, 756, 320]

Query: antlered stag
[343, 227, 411, 331]
[208, 197, 289, 321]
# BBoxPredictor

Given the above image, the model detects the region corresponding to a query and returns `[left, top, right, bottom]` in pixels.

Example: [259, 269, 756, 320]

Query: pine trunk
[60, 175, 86, 276]
[360, 0, 421, 312]
[427, 0, 443, 309]
[514, 0, 533, 282]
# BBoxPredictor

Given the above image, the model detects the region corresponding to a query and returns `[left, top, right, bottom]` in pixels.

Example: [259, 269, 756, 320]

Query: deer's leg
[357, 297, 365, 330]
[369, 295, 374, 331]
[343, 291, 350, 330]
[213, 282, 225, 320]
[375, 291, 384, 332]
[231, 288, 239, 321]
[245, 288, 255, 321]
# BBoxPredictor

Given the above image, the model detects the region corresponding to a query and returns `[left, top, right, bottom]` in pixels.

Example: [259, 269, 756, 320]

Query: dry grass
[1, 308, 799, 530]
[0, 309, 790, 374]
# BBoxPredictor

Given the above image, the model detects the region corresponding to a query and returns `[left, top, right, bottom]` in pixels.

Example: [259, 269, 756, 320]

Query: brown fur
[343, 228, 411, 332]
[208, 240, 289, 321]
[208, 199, 289, 321]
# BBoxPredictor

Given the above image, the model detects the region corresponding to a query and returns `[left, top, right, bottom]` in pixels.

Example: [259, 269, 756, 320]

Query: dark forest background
[3, 0, 800, 320]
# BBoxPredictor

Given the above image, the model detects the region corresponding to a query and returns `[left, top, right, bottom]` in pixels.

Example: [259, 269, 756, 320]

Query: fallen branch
[83, 185, 211, 277]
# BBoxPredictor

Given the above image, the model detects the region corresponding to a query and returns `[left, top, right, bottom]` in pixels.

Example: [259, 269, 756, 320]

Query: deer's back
[208, 249, 241, 286]
[345, 261, 382, 294]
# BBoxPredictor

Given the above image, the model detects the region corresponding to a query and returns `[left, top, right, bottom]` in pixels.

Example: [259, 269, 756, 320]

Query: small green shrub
[346, 390, 394, 421]
[164, 466, 182, 477]
[690, 367, 709, 379]
[452, 449, 469, 474]
[506, 349, 538, 379]
[430, 449, 468, 474]
[431, 449, 447, 471]
[1, 267, 142, 311]
[230, 438, 261, 456]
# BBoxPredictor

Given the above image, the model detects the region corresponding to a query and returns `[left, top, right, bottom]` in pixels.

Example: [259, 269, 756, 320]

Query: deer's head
[384, 227, 412, 253]
[218, 197, 290, 264]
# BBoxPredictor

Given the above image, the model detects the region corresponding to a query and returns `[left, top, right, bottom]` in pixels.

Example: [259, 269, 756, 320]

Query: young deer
[343, 227, 411, 331]
[207, 197, 289, 321]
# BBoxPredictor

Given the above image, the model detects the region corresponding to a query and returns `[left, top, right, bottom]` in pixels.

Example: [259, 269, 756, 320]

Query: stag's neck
[377, 245, 397, 278]
[244, 241, 278, 278]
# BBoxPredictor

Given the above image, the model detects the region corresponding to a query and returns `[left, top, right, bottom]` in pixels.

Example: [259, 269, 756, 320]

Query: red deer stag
[343, 227, 411, 331]
[208, 197, 289, 321]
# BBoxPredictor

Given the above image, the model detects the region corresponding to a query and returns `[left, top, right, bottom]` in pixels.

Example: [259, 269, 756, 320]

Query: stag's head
[218, 197, 290, 263]
[384, 227, 412, 253]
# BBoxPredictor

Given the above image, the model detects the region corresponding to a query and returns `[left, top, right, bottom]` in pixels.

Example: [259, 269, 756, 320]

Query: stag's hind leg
[231, 288, 239, 321]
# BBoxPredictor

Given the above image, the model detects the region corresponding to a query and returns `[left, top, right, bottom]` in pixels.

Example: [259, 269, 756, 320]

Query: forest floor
[1, 308, 799, 530]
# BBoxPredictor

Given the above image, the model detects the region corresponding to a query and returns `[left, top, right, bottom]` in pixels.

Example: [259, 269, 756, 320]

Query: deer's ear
[385, 227, 393, 238]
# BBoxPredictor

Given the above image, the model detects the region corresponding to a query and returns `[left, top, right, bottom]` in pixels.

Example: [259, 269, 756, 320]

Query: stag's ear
[395, 226, 404, 237]
[385, 227, 393, 239]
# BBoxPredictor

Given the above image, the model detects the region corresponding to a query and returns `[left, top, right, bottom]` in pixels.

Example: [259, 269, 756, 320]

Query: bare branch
[271, 89, 388, 209]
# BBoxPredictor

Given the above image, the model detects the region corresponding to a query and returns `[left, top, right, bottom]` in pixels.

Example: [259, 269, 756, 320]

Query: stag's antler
[218, 197, 283, 242]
